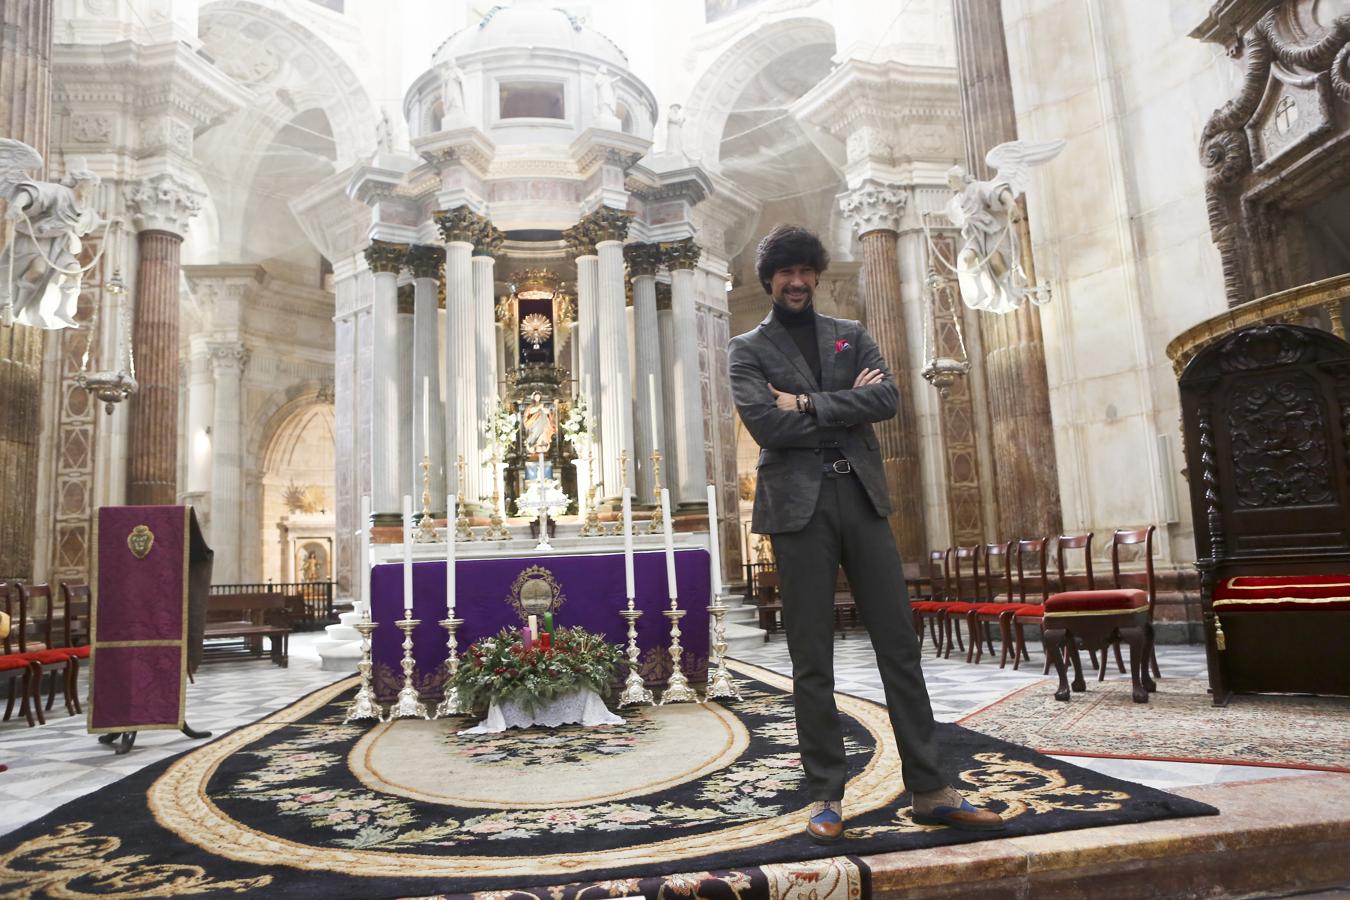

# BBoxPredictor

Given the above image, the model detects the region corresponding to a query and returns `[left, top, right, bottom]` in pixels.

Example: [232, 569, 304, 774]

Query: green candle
[543, 612, 554, 633]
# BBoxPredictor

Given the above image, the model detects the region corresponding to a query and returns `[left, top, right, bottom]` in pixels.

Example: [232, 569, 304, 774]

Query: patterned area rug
[960, 677, 1350, 772]
[0, 662, 1215, 898]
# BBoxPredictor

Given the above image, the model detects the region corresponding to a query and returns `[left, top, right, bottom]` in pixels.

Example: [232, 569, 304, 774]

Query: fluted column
[952, 0, 1062, 540]
[125, 175, 201, 506]
[839, 181, 927, 562]
[0, 0, 52, 579]
[625, 243, 664, 505]
[663, 239, 708, 510]
[407, 246, 446, 512]
[364, 241, 405, 521]
[207, 341, 247, 581]
[473, 225, 503, 483]
[588, 208, 634, 500]
[565, 221, 602, 472]
[656, 282, 680, 498]
[437, 206, 483, 504]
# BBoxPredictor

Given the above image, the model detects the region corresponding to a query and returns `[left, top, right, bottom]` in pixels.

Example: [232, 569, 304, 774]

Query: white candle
[360, 494, 371, 614]
[706, 483, 723, 598]
[446, 493, 456, 616]
[622, 488, 635, 599]
[528, 614, 538, 641]
[648, 373, 659, 453]
[661, 487, 677, 601]
[421, 375, 429, 457]
[402, 494, 414, 617]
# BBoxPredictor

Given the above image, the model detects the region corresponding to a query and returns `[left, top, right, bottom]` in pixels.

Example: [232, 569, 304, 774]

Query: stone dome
[432, 2, 628, 68]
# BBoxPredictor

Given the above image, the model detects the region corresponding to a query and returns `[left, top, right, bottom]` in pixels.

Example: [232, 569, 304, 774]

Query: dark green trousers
[770, 472, 944, 800]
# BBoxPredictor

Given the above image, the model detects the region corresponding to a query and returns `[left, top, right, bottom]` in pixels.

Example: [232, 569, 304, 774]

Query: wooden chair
[969, 541, 1022, 666]
[1097, 527, 1160, 683]
[944, 545, 983, 659]
[53, 582, 92, 714]
[754, 569, 783, 633]
[1178, 324, 1350, 704]
[1011, 535, 1102, 674]
[16, 583, 80, 716]
[1010, 537, 1050, 670]
[0, 583, 43, 727]
[1041, 532, 1158, 704]
[912, 549, 951, 655]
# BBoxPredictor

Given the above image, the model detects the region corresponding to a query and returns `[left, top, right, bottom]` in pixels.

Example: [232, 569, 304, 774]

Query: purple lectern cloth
[90, 505, 212, 732]
[371, 549, 711, 702]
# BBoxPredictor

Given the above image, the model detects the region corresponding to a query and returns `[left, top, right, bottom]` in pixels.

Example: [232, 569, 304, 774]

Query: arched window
[499, 81, 565, 119]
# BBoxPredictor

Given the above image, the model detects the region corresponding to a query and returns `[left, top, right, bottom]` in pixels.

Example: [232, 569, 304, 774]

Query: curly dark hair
[754, 224, 830, 294]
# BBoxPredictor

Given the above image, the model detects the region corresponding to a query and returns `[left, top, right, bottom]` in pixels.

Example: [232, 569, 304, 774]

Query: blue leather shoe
[911, 797, 1005, 831]
[806, 800, 844, 844]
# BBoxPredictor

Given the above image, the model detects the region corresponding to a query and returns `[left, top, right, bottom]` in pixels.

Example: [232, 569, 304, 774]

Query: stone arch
[681, 17, 837, 172]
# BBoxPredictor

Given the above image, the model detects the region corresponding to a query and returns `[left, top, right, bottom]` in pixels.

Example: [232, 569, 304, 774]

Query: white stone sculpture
[594, 65, 619, 125]
[0, 141, 103, 329]
[665, 103, 685, 155]
[440, 59, 466, 121]
[944, 138, 1064, 315]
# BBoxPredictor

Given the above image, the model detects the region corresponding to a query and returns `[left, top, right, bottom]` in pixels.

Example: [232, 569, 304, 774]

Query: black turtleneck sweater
[772, 300, 820, 385]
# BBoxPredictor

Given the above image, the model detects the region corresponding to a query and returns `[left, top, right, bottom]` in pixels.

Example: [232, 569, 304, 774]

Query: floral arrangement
[448, 626, 624, 715]
[485, 401, 518, 457]
[560, 394, 592, 455]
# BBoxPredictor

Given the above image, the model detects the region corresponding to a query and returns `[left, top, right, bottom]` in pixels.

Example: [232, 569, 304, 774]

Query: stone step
[313, 639, 362, 673]
[325, 623, 361, 642]
[721, 621, 767, 654]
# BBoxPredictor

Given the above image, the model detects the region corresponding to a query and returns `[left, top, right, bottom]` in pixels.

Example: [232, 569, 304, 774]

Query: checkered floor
[0, 632, 1318, 838]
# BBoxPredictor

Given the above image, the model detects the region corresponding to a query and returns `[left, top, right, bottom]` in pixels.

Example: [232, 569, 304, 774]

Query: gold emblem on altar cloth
[127, 524, 155, 559]
[506, 565, 566, 620]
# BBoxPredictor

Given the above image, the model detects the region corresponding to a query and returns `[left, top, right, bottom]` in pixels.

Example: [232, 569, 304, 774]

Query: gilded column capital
[655, 281, 673, 311]
[838, 180, 907, 236]
[661, 237, 702, 271]
[582, 206, 632, 243]
[405, 244, 444, 280]
[435, 205, 486, 244]
[206, 340, 249, 374]
[623, 242, 663, 277]
[125, 173, 203, 237]
[473, 221, 505, 257]
[365, 240, 409, 274]
[562, 220, 599, 257]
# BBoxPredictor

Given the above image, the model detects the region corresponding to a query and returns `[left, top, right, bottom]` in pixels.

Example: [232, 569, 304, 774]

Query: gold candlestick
[647, 448, 665, 535]
[659, 605, 698, 704]
[617, 604, 654, 707]
[344, 619, 386, 723]
[434, 617, 466, 717]
[609, 449, 630, 537]
[482, 453, 510, 541]
[454, 455, 474, 542]
[704, 599, 742, 701]
[390, 617, 430, 719]
[415, 454, 438, 543]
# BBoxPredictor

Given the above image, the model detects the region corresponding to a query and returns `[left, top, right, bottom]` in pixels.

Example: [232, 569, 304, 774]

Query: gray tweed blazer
[729, 309, 899, 534]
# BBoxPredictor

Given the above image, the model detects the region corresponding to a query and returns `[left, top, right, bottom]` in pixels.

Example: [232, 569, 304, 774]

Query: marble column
[437, 206, 483, 504]
[406, 245, 445, 513]
[953, 0, 1062, 541]
[565, 221, 602, 472]
[655, 282, 680, 501]
[184, 347, 213, 497]
[473, 224, 503, 485]
[364, 241, 405, 522]
[625, 243, 664, 506]
[125, 175, 201, 506]
[839, 181, 927, 563]
[0, 0, 51, 580]
[207, 341, 247, 582]
[664, 238, 707, 511]
[591, 208, 634, 500]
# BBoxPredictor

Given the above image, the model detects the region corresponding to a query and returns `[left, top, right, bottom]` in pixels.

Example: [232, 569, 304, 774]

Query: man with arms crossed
[729, 224, 1004, 843]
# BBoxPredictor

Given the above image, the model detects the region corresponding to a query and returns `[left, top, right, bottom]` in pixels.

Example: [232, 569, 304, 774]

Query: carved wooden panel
[1227, 375, 1333, 508]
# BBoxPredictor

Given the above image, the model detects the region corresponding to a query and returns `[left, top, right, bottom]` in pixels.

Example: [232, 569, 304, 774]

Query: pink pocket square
[835, 340, 850, 353]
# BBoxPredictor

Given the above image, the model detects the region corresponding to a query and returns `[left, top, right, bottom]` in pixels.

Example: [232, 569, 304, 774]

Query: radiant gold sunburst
[520, 313, 553, 347]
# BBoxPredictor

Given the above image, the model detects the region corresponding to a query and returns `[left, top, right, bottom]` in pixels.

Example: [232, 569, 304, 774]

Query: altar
[369, 547, 711, 704]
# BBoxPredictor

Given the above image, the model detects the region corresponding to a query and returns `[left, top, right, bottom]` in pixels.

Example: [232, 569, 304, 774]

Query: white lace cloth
[459, 688, 623, 734]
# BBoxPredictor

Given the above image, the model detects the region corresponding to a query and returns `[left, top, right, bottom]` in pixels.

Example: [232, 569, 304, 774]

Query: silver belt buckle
[831, 459, 852, 474]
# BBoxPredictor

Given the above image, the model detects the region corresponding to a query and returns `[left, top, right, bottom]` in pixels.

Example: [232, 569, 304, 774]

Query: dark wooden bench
[203, 593, 290, 667]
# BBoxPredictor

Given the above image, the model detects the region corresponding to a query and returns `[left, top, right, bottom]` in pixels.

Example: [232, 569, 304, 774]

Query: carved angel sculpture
[440, 59, 466, 118]
[0, 139, 103, 329]
[944, 138, 1064, 315]
[594, 66, 619, 123]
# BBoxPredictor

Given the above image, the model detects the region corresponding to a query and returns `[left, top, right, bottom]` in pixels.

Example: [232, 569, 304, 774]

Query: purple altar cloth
[371, 549, 710, 702]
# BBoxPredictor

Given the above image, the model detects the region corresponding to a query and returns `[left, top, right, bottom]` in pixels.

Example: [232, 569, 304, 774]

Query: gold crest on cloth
[505, 565, 566, 620]
[127, 524, 155, 559]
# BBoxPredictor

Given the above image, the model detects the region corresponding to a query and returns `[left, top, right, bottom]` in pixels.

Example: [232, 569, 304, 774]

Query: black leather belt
[822, 459, 853, 475]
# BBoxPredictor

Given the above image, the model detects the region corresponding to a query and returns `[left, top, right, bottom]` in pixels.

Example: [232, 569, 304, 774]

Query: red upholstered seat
[1211, 574, 1350, 612]
[974, 603, 1019, 616]
[0, 654, 33, 672]
[21, 648, 74, 666]
[63, 645, 91, 659]
[1044, 589, 1148, 616]
[943, 602, 983, 615]
[1015, 605, 1045, 617]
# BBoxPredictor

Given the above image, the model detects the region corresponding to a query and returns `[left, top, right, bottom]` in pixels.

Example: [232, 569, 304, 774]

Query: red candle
[540, 631, 552, 650]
